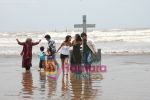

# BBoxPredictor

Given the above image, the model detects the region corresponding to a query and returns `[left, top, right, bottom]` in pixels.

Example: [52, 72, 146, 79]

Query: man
[44, 35, 56, 53]
[81, 32, 97, 65]
[44, 34, 59, 68]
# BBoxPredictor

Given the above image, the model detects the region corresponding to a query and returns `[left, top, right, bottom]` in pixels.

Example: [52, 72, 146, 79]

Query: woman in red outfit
[16, 38, 41, 71]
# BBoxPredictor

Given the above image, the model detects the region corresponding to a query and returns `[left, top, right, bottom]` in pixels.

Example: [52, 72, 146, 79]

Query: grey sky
[0, 0, 150, 32]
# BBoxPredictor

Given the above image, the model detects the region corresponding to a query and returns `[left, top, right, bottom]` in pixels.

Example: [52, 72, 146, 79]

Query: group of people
[16, 32, 97, 74]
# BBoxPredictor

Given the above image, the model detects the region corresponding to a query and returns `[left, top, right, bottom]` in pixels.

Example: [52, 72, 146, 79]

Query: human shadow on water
[21, 71, 33, 99]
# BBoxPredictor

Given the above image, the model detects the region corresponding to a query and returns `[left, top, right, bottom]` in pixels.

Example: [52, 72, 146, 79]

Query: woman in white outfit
[57, 35, 72, 73]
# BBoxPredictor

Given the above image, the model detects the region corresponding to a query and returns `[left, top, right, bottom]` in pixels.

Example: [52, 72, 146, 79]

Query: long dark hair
[65, 35, 71, 42]
[75, 34, 82, 42]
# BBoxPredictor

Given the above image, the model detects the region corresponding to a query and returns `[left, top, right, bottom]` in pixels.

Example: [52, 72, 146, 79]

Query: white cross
[74, 15, 95, 33]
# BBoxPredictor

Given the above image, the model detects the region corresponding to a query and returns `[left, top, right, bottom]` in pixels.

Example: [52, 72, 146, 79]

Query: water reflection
[39, 71, 46, 93]
[47, 74, 57, 98]
[61, 74, 70, 99]
[70, 73, 83, 100]
[70, 72, 102, 100]
[21, 71, 33, 99]
[20, 70, 102, 100]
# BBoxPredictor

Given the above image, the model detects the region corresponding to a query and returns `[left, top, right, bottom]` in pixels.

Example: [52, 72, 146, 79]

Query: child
[45, 47, 56, 72]
[39, 46, 46, 71]
[16, 38, 41, 71]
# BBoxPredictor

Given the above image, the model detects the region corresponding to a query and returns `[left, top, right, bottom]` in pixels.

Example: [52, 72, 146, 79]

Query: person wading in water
[16, 38, 41, 71]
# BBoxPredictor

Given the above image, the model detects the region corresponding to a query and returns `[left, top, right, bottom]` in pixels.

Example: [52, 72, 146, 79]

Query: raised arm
[16, 39, 25, 45]
[32, 40, 41, 46]
[56, 42, 64, 53]
[71, 40, 75, 46]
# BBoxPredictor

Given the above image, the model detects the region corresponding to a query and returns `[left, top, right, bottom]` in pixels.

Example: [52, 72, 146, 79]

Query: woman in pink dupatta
[16, 38, 41, 71]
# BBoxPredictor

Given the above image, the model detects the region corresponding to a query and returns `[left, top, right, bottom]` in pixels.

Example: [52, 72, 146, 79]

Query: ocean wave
[0, 29, 150, 55]
[1, 29, 150, 43]
[0, 48, 150, 55]
[102, 49, 150, 55]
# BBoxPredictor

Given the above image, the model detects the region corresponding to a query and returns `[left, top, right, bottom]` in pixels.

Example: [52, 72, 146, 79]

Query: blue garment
[39, 52, 45, 61]
[47, 55, 55, 60]
[83, 52, 92, 65]
[83, 40, 93, 65]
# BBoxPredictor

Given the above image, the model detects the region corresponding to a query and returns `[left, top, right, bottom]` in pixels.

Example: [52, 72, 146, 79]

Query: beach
[0, 54, 150, 100]
[0, 29, 150, 100]
[0, 0, 150, 99]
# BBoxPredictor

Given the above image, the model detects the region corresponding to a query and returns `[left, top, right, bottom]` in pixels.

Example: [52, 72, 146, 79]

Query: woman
[57, 35, 72, 74]
[71, 34, 82, 66]
[16, 38, 41, 71]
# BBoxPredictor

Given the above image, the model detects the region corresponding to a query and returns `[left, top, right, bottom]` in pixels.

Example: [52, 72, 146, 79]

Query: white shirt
[60, 45, 70, 55]
[86, 39, 97, 53]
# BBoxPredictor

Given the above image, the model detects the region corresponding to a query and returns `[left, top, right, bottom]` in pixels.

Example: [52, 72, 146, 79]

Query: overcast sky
[0, 0, 150, 32]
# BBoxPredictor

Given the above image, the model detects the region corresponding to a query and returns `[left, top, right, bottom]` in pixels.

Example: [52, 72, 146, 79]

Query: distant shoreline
[1, 53, 150, 58]
[0, 27, 150, 33]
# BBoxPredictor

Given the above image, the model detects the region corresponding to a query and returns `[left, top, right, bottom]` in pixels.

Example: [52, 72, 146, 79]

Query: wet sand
[0, 54, 150, 100]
